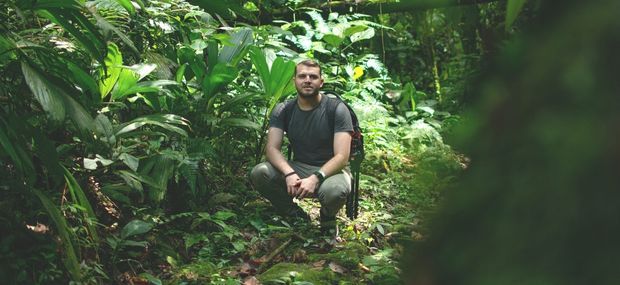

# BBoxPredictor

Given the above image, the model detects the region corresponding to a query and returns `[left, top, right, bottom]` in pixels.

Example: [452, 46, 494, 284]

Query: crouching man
[250, 60, 353, 235]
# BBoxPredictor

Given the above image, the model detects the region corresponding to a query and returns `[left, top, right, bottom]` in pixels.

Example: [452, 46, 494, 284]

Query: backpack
[282, 92, 364, 219]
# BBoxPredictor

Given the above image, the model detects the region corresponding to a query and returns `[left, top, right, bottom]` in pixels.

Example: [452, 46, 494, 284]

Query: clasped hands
[286, 173, 319, 199]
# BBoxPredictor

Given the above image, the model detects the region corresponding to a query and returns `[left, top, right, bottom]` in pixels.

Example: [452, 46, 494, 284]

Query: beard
[297, 85, 319, 98]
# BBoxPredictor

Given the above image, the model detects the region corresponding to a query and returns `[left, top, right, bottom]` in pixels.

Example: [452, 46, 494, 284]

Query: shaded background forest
[5, 0, 614, 284]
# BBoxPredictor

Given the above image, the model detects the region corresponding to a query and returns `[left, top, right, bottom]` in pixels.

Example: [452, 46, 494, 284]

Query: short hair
[295, 59, 322, 76]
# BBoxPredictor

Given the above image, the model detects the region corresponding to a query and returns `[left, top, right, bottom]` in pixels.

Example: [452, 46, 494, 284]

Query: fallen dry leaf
[328, 262, 347, 274]
[311, 260, 327, 269]
[243, 276, 260, 285]
[238, 262, 257, 277]
[412, 231, 424, 241]
[358, 263, 371, 273]
[292, 249, 307, 262]
[129, 277, 150, 285]
[26, 223, 49, 234]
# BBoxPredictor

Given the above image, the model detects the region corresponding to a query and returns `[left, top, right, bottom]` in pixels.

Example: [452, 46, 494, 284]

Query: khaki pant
[249, 161, 351, 218]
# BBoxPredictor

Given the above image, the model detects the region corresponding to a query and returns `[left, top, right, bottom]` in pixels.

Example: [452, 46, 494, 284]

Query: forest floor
[150, 162, 448, 285]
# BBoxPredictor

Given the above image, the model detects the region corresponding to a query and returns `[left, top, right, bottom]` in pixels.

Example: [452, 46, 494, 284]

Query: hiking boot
[319, 211, 338, 237]
[287, 205, 311, 223]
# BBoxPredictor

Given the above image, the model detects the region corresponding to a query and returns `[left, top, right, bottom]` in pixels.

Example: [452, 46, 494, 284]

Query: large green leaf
[110, 68, 139, 100]
[202, 63, 238, 97]
[115, 114, 190, 137]
[24, 0, 82, 10]
[350, 27, 375, 43]
[108, 63, 178, 100]
[100, 43, 123, 99]
[94, 114, 116, 145]
[187, 0, 253, 20]
[506, 0, 528, 30]
[32, 189, 81, 281]
[22, 62, 94, 131]
[218, 27, 253, 66]
[93, 12, 139, 55]
[219, 117, 261, 130]
[220, 93, 259, 111]
[119, 80, 179, 99]
[139, 153, 177, 202]
[249, 46, 295, 102]
[177, 46, 205, 81]
[0, 116, 35, 177]
[400, 83, 417, 112]
[118, 153, 139, 171]
[63, 167, 99, 243]
[249, 46, 271, 93]
[322, 34, 344, 47]
[0, 34, 17, 65]
[66, 60, 100, 101]
[31, 129, 64, 183]
[116, 169, 162, 193]
[113, 0, 136, 15]
[37, 8, 106, 62]
[63, 93, 96, 131]
[21, 62, 66, 122]
[267, 57, 296, 106]
[120, 220, 154, 239]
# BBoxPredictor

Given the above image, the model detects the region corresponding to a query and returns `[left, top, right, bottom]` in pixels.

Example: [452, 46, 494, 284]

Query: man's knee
[250, 162, 272, 182]
[319, 183, 349, 206]
[250, 162, 283, 195]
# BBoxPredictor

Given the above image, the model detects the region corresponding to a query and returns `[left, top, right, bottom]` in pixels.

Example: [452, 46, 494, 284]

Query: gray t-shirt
[270, 95, 353, 166]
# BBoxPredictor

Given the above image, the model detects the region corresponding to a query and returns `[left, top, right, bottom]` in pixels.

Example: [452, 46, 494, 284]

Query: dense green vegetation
[0, 0, 537, 284]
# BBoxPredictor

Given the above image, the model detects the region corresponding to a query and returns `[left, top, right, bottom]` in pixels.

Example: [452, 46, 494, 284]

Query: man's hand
[286, 174, 301, 196]
[296, 175, 320, 199]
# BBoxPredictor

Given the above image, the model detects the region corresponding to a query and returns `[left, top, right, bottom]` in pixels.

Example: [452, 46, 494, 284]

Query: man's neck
[297, 92, 322, 111]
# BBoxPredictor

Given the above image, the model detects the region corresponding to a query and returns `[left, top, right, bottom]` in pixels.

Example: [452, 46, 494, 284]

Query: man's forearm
[318, 153, 349, 177]
[266, 146, 294, 175]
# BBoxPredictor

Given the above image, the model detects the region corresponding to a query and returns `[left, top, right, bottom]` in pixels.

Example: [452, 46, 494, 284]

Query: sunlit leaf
[119, 153, 139, 171]
[100, 43, 123, 99]
[119, 80, 178, 99]
[322, 34, 344, 47]
[113, 0, 136, 15]
[350, 27, 375, 43]
[213, 210, 236, 221]
[344, 25, 367, 37]
[37, 8, 106, 62]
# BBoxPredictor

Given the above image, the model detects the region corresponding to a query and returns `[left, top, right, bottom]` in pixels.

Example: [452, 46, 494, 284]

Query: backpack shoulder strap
[282, 98, 297, 133]
[324, 93, 342, 131]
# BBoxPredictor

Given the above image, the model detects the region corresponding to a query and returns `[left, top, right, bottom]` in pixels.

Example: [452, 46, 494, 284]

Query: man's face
[294, 65, 323, 98]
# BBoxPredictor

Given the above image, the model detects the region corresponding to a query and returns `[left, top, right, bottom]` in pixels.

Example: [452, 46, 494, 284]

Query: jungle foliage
[0, 0, 534, 284]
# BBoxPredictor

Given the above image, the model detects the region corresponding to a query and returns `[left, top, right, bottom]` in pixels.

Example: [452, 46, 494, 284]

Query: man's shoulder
[274, 99, 295, 113]
[321, 92, 342, 109]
